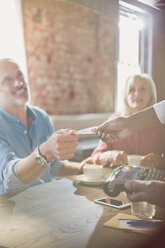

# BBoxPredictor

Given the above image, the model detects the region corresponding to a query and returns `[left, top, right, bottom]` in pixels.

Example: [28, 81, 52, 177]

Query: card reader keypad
[103, 165, 165, 197]
[137, 167, 165, 181]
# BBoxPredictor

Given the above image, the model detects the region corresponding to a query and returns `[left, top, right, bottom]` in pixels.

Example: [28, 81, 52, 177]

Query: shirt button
[24, 130, 27, 134]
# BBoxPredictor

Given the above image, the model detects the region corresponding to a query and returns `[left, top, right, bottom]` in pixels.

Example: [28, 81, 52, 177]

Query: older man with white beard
[0, 58, 78, 194]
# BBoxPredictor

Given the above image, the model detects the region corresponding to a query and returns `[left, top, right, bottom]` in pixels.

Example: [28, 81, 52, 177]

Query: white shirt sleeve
[153, 100, 165, 124]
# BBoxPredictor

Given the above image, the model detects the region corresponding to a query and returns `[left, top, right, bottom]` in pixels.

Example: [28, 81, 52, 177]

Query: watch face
[36, 156, 46, 166]
[35, 147, 48, 167]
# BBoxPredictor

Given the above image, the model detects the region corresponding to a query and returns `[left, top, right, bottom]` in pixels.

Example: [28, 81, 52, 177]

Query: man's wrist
[128, 106, 160, 132]
[125, 114, 141, 132]
[34, 146, 51, 167]
[39, 143, 55, 163]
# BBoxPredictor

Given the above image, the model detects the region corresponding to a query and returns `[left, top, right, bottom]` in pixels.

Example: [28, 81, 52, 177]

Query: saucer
[76, 174, 104, 186]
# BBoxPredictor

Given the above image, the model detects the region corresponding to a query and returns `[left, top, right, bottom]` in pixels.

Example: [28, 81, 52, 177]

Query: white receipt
[76, 126, 98, 136]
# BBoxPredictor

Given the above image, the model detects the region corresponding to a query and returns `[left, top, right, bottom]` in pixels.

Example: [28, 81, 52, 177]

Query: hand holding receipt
[76, 126, 98, 137]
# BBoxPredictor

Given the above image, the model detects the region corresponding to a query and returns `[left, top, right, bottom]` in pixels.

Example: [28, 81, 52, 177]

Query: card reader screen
[117, 166, 141, 179]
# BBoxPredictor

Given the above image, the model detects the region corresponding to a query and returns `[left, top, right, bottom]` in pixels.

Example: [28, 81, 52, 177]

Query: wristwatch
[35, 146, 51, 167]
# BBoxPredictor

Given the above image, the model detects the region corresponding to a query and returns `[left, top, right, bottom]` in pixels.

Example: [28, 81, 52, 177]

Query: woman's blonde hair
[122, 74, 157, 116]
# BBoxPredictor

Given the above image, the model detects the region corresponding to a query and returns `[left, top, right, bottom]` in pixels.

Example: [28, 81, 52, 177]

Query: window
[116, 1, 152, 112]
[0, 0, 27, 78]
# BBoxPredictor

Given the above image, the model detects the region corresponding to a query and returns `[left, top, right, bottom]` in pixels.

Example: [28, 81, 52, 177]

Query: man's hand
[93, 116, 134, 143]
[125, 180, 165, 208]
[17, 129, 78, 184]
[40, 129, 78, 162]
[93, 106, 161, 144]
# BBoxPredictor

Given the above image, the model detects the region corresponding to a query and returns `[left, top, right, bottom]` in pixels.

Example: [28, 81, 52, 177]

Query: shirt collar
[0, 105, 36, 125]
[27, 105, 36, 127]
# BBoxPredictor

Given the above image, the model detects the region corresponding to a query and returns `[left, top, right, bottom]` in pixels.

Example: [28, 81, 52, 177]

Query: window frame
[115, 2, 153, 111]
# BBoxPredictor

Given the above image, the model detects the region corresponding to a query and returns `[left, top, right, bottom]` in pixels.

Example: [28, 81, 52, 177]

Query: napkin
[103, 213, 160, 234]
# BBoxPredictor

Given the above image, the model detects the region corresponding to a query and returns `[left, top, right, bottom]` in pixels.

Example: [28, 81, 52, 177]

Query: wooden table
[0, 164, 154, 248]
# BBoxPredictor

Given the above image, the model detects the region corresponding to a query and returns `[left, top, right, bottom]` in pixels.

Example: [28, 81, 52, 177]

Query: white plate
[76, 174, 104, 186]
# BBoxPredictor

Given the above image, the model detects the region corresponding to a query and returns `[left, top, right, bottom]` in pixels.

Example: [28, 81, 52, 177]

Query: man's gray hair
[0, 58, 18, 65]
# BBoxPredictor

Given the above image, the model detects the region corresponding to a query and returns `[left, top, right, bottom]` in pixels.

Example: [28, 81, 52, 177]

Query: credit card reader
[103, 165, 165, 197]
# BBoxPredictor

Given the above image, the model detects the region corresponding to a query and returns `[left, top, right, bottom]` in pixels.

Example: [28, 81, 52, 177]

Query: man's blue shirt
[0, 105, 59, 194]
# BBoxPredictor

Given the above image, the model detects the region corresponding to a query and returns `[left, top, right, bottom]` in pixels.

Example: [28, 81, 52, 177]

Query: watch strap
[35, 146, 51, 167]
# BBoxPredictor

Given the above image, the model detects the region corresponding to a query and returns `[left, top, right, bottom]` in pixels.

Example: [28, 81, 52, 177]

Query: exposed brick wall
[22, 0, 117, 114]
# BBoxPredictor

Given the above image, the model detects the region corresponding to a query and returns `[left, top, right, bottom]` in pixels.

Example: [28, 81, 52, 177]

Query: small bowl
[127, 155, 144, 166]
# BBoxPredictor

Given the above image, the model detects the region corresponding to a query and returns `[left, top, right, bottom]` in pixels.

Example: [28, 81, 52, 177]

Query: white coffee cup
[83, 164, 103, 182]
[131, 201, 156, 219]
[127, 155, 144, 166]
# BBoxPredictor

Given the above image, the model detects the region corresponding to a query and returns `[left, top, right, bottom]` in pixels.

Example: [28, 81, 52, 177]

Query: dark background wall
[152, 12, 165, 102]
[22, 0, 118, 115]
[122, 0, 165, 103]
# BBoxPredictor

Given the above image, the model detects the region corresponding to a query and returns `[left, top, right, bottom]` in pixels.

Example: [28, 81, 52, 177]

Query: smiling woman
[123, 74, 157, 115]
[80, 73, 165, 171]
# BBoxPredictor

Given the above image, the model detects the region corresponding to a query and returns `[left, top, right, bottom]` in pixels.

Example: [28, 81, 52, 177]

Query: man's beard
[11, 84, 26, 95]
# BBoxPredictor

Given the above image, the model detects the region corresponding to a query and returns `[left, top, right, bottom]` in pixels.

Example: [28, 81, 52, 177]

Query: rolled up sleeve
[3, 159, 28, 193]
[0, 140, 26, 194]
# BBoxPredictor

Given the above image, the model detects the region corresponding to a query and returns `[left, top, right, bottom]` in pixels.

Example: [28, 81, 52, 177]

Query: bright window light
[0, 0, 27, 79]
[116, 13, 144, 112]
